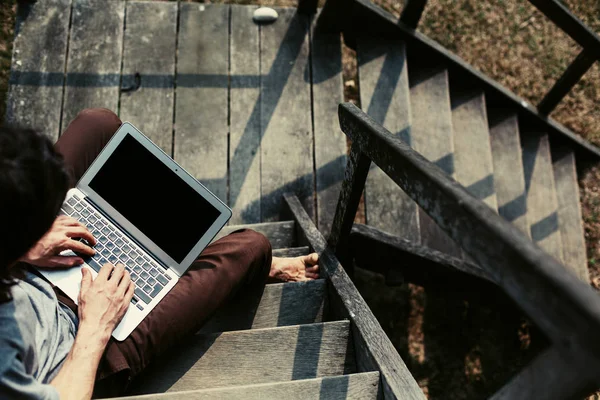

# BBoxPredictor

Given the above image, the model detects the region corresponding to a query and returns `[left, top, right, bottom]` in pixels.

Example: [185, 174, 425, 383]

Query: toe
[303, 253, 319, 266]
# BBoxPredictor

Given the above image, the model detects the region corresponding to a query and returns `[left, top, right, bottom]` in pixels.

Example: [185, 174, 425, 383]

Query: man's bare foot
[268, 253, 320, 283]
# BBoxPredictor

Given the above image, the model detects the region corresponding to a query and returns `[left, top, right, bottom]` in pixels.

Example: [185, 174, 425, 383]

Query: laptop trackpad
[38, 259, 98, 305]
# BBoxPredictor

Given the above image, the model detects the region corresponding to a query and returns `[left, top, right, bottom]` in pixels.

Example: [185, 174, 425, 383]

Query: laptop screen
[89, 134, 222, 264]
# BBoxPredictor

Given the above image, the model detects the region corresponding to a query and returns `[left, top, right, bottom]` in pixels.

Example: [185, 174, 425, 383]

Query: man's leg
[94, 229, 272, 397]
[54, 108, 122, 186]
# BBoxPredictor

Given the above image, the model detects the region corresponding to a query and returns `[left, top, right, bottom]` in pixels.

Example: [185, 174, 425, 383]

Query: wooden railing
[303, 0, 600, 168]
[386, 0, 599, 116]
[329, 102, 600, 399]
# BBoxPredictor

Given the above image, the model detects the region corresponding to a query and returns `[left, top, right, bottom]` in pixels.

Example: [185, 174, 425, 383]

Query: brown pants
[53, 108, 272, 397]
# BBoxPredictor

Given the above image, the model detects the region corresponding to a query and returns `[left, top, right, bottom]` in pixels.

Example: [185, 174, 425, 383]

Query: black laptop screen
[89, 134, 221, 263]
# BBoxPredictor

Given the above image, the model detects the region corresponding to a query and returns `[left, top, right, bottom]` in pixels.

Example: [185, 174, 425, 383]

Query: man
[0, 108, 320, 399]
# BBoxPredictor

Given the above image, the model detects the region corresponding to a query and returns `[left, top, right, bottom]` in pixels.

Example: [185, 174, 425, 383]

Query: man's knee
[231, 229, 272, 272]
[72, 108, 122, 138]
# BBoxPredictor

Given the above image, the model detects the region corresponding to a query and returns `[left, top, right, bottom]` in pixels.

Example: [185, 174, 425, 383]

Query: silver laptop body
[38, 122, 232, 341]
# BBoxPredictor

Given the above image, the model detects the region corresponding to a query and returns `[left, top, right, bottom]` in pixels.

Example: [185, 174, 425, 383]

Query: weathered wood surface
[119, 1, 176, 154]
[357, 37, 419, 241]
[350, 223, 492, 283]
[408, 64, 460, 256]
[229, 5, 261, 224]
[115, 372, 380, 400]
[133, 321, 355, 394]
[198, 279, 326, 334]
[311, 13, 346, 235]
[273, 246, 310, 257]
[552, 147, 589, 282]
[284, 193, 426, 400]
[260, 8, 314, 221]
[451, 89, 498, 210]
[521, 131, 564, 262]
[6, 0, 71, 140]
[61, 0, 124, 130]
[348, 0, 600, 167]
[489, 346, 597, 400]
[213, 221, 296, 249]
[329, 144, 371, 262]
[489, 113, 530, 235]
[175, 3, 229, 201]
[338, 102, 600, 372]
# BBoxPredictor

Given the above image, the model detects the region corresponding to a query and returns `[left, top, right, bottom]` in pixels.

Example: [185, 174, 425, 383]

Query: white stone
[253, 7, 278, 24]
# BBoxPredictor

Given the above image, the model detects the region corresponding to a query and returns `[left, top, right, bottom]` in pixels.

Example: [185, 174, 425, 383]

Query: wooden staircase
[113, 212, 413, 399]
[347, 0, 591, 282]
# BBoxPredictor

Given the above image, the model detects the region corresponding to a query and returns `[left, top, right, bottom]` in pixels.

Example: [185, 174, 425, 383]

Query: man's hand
[51, 264, 134, 400]
[78, 263, 135, 344]
[19, 215, 96, 267]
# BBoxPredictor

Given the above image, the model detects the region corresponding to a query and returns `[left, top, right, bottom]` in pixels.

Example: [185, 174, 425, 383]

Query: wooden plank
[61, 0, 125, 130]
[329, 143, 371, 266]
[119, 1, 176, 154]
[213, 221, 296, 249]
[284, 194, 426, 400]
[175, 3, 229, 201]
[229, 5, 261, 224]
[357, 37, 419, 241]
[260, 8, 314, 221]
[521, 131, 564, 262]
[273, 246, 310, 257]
[347, 0, 600, 168]
[408, 64, 461, 257]
[112, 372, 381, 400]
[490, 347, 596, 400]
[350, 223, 493, 283]
[489, 113, 530, 236]
[451, 89, 498, 210]
[132, 321, 355, 394]
[310, 14, 346, 235]
[552, 147, 589, 282]
[6, 0, 71, 141]
[338, 102, 600, 371]
[198, 279, 326, 334]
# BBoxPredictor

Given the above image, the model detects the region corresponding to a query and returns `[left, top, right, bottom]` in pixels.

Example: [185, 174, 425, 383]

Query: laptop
[38, 122, 232, 341]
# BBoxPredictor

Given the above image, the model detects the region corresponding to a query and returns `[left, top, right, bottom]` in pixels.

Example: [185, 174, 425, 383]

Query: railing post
[315, 0, 351, 34]
[297, 0, 318, 15]
[399, 0, 428, 29]
[538, 48, 597, 116]
[329, 142, 371, 271]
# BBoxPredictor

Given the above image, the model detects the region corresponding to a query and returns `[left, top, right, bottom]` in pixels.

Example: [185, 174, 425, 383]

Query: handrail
[331, 103, 600, 392]
[317, 0, 600, 167]
[396, 0, 600, 116]
[527, 0, 600, 58]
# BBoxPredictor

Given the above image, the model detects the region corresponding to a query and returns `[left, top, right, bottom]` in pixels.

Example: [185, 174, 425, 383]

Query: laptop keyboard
[61, 194, 172, 310]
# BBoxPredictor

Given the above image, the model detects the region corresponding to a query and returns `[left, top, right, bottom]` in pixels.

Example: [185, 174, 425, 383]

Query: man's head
[0, 126, 69, 301]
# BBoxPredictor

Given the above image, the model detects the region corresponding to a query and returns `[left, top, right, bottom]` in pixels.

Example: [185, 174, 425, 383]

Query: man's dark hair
[0, 126, 69, 302]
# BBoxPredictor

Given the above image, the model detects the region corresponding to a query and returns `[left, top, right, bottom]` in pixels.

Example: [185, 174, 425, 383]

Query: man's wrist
[77, 320, 112, 349]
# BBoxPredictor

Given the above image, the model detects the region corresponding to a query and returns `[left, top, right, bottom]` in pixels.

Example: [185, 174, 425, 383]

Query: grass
[1, 0, 599, 398]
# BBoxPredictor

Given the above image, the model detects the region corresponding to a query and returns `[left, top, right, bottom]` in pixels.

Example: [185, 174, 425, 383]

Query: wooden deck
[6, 0, 346, 232]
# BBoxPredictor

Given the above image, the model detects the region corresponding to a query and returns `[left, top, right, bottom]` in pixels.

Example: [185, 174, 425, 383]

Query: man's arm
[48, 323, 108, 399]
[50, 263, 134, 400]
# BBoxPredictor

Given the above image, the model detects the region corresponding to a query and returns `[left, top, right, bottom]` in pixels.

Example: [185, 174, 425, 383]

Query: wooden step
[521, 131, 564, 262]
[489, 113, 530, 236]
[408, 64, 461, 257]
[357, 37, 419, 241]
[273, 246, 311, 257]
[551, 147, 588, 281]
[131, 321, 355, 394]
[214, 221, 295, 248]
[198, 279, 327, 334]
[451, 89, 498, 211]
[118, 372, 380, 400]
